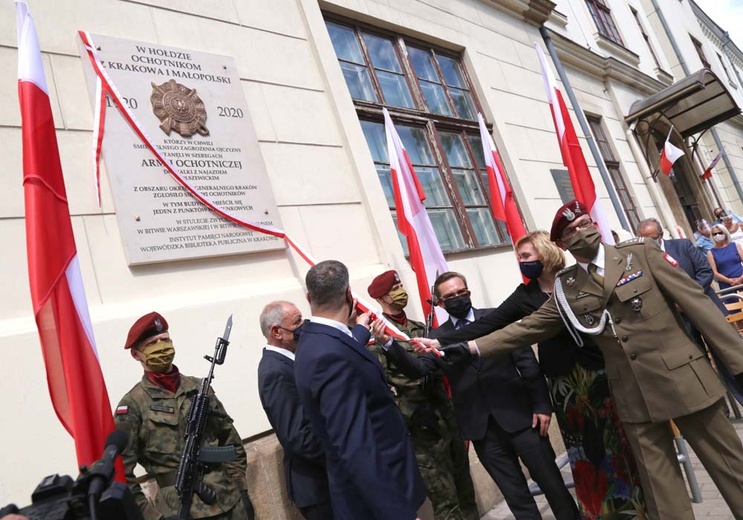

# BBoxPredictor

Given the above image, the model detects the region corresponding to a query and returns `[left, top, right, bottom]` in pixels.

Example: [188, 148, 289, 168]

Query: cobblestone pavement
[481, 420, 743, 519]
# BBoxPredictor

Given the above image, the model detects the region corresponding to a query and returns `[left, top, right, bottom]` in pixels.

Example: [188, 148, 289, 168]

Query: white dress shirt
[265, 344, 295, 361]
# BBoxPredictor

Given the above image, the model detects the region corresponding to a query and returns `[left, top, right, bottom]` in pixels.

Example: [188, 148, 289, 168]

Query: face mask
[138, 339, 175, 373]
[519, 260, 544, 280]
[713, 233, 727, 243]
[387, 287, 409, 311]
[563, 226, 602, 260]
[443, 294, 472, 320]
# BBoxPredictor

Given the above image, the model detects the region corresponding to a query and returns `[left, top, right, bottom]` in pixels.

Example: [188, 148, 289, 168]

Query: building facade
[1, 0, 742, 515]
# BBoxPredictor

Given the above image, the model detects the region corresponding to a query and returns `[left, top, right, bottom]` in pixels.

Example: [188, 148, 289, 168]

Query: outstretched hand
[411, 337, 441, 354]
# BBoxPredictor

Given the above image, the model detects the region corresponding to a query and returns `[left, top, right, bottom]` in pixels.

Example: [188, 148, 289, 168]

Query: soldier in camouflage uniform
[367, 271, 479, 520]
[114, 312, 254, 520]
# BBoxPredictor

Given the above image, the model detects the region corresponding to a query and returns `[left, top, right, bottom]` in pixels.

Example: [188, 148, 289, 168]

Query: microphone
[87, 429, 129, 501]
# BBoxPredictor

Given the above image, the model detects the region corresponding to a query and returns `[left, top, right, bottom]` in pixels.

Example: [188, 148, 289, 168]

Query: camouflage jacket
[114, 374, 248, 520]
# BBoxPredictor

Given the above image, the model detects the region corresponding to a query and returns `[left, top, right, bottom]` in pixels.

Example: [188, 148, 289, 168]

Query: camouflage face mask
[138, 339, 175, 373]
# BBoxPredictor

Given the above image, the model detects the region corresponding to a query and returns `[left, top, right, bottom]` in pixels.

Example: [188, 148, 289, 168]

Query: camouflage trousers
[156, 485, 254, 519]
[410, 420, 479, 520]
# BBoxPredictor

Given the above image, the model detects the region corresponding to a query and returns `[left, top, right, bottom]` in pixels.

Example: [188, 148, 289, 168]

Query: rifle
[424, 285, 438, 338]
[174, 315, 237, 519]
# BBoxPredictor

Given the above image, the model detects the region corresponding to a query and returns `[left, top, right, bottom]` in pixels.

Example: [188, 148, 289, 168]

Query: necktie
[455, 319, 469, 330]
[588, 263, 604, 286]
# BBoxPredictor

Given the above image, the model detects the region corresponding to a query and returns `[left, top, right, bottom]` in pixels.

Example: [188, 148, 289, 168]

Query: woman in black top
[439, 231, 646, 519]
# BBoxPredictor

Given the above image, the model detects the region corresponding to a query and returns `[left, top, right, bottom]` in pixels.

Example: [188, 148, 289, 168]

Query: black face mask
[292, 321, 305, 342]
[519, 260, 544, 280]
[443, 294, 472, 320]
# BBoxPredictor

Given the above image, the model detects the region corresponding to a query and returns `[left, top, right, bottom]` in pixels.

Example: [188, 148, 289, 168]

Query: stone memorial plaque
[79, 33, 284, 265]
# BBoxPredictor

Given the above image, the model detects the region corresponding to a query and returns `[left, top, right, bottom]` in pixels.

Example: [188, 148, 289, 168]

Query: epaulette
[556, 264, 578, 277]
[615, 237, 645, 248]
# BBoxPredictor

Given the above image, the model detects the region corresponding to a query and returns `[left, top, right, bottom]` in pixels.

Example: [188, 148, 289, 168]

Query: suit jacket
[385, 308, 551, 440]
[257, 349, 328, 509]
[476, 239, 743, 424]
[294, 320, 425, 520]
[438, 280, 604, 377]
[664, 238, 727, 314]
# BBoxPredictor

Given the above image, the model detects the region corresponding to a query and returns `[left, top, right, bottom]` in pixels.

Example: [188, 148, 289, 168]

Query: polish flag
[16, 1, 117, 467]
[659, 128, 685, 176]
[384, 109, 448, 324]
[477, 113, 526, 243]
[535, 44, 614, 244]
[701, 151, 720, 180]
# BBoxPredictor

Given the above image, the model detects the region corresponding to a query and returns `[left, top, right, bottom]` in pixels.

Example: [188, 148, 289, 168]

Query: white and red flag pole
[383, 109, 448, 325]
[477, 113, 526, 243]
[535, 44, 614, 244]
[16, 1, 117, 468]
[659, 128, 685, 176]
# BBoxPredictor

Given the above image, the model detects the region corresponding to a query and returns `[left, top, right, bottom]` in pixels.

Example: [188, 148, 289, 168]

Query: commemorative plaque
[79, 34, 284, 265]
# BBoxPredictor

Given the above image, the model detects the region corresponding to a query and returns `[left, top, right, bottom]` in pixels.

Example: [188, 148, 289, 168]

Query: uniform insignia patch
[664, 253, 679, 267]
[116, 405, 128, 415]
[563, 207, 576, 221]
[566, 277, 576, 287]
[616, 270, 643, 287]
[150, 404, 175, 414]
[584, 314, 595, 325]
[631, 297, 643, 312]
[624, 253, 633, 271]
[576, 291, 590, 299]
[155, 318, 163, 332]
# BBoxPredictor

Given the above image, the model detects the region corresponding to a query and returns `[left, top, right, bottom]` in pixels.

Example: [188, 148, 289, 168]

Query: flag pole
[539, 26, 631, 232]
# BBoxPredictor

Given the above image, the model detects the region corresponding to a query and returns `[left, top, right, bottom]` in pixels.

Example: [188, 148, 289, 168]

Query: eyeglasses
[561, 218, 595, 240]
[438, 288, 470, 301]
[713, 233, 726, 238]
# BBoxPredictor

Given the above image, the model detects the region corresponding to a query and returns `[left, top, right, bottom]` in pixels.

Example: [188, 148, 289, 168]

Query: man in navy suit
[375, 272, 579, 519]
[257, 301, 332, 520]
[294, 260, 428, 520]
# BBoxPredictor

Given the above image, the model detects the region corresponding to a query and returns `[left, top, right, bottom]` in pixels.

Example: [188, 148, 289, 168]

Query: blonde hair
[516, 231, 566, 274]
[711, 223, 732, 244]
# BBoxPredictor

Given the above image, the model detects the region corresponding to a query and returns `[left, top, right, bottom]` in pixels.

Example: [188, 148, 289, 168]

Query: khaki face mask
[564, 226, 602, 260]
[138, 339, 175, 373]
[388, 286, 409, 311]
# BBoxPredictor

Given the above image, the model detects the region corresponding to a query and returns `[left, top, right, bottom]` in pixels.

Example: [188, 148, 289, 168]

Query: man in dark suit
[257, 301, 332, 520]
[294, 260, 428, 520]
[375, 271, 579, 520]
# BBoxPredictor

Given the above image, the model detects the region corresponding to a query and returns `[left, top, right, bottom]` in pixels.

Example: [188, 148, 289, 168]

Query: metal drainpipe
[649, 0, 743, 203]
[539, 26, 631, 231]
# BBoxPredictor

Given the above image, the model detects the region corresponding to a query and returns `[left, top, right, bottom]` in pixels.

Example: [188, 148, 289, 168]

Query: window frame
[690, 35, 710, 69]
[325, 15, 516, 253]
[630, 6, 661, 69]
[585, 0, 624, 46]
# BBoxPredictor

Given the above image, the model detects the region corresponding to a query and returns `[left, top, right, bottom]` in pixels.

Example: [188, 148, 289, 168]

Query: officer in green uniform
[422, 200, 743, 520]
[114, 312, 254, 520]
[367, 271, 478, 520]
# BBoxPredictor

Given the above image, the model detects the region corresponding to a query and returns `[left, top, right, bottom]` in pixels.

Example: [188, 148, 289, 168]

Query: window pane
[361, 33, 402, 72]
[398, 126, 435, 164]
[360, 121, 386, 162]
[376, 166, 395, 207]
[429, 209, 466, 250]
[327, 23, 365, 64]
[453, 169, 486, 205]
[420, 82, 454, 116]
[391, 212, 409, 256]
[416, 167, 449, 206]
[340, 62, 378, 102]
[449, 87, 476, 120]
[377, 71, 415, 108]
[408, 47, 439, 82]
[437, 55, 465, 87]
[440, 132, 472, 168]
[467, 208, 500, 246]
[467, 135, 486, 169]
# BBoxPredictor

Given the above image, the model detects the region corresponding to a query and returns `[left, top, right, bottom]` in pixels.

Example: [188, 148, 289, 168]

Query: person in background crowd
[366, 270, 478, 520]
[422, 200, 743, 519]
[294, 260, 428, 520]
[374, 271, 579, 520]
[114, 312, 254, 520]
[257, 301, 332, 520]
[716, 209, 743, 243]
[694, 218, 714, 254]
[714, 206, 743, 224]
[436, 233, 645, 518]
[707, 223, 743, 291]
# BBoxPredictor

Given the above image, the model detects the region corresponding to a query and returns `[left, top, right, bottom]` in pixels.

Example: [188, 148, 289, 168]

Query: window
[630, 7, 661, 69]
[326, 19, 513, 252]
[587, 116, 641, 231]
[690, 36, 710, 68]
[585, 0, 624, 45]
[717, 53, 736, 85]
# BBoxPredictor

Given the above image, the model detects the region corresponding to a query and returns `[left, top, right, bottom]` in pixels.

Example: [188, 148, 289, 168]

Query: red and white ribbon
[78, 31, 410, 342]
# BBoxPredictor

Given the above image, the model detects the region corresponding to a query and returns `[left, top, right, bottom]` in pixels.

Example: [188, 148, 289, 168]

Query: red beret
[368, 270, 401, 299]
[125, 312, 169, 350]
[550, 199, 590, 241]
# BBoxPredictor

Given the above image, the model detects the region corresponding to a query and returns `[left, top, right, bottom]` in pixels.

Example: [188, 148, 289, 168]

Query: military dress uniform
[473, 238, 743, 519]
[370, 317, 479, 520]
[115, 374, 251, 520]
